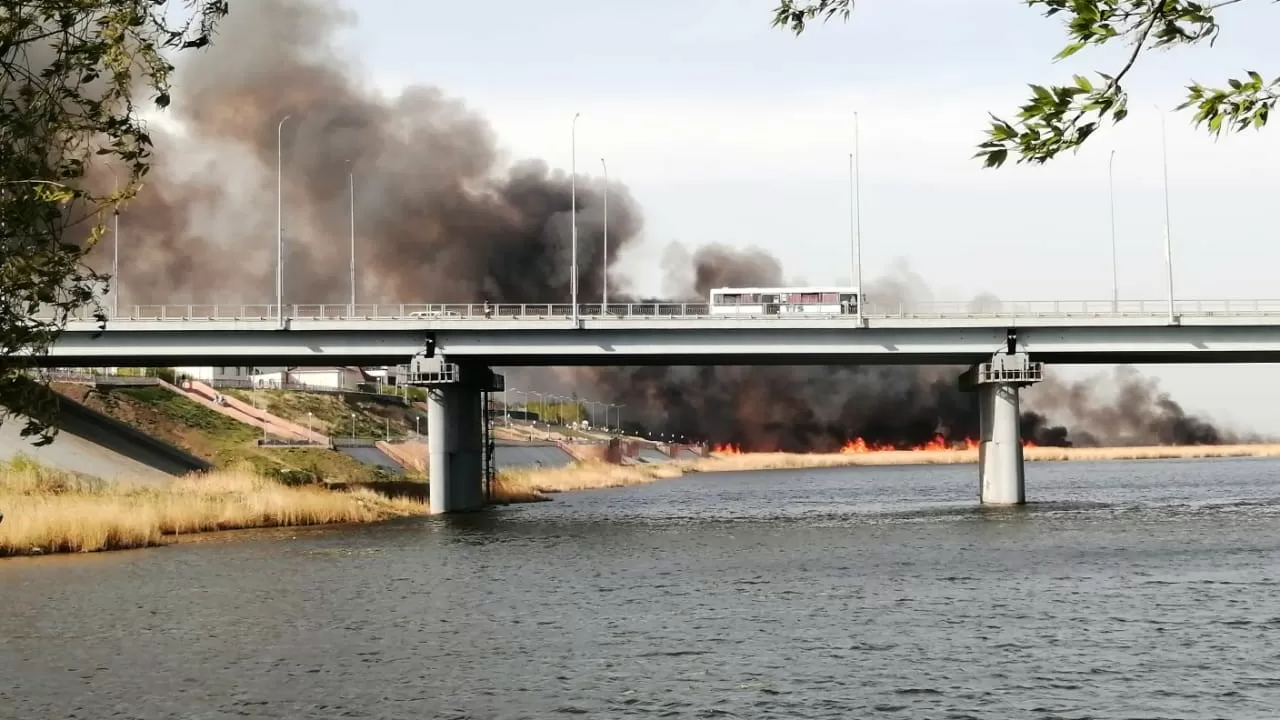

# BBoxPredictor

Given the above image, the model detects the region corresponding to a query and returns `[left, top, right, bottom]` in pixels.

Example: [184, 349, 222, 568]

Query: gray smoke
[83, 0, 1242, 451]
[1025, 368, 1259, 446]
[91, 0, 638, 306]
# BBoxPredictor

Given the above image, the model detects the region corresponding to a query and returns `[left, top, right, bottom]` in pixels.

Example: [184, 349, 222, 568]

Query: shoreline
[495, 443, 1280, 498]
[10, 443, 1280, 558]
[0, 463, 428, 558]
[697, 442, 1280, 469]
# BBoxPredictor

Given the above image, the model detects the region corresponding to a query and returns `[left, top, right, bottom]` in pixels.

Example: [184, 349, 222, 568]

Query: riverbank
[0, 459, 428, 557]
[696, 443, 1280, 471]
[495, 461, 685, 500]
[494, 443, 1280, 499]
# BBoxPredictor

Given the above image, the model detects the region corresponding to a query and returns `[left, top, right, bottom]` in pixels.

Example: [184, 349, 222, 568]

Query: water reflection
[4, 458, 1280, 718]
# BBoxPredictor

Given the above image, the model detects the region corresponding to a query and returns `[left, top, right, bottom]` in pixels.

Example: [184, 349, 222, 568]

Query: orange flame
[839, 437, 896, 453]
[839, 435, 1035, 453]
[717, 437, 1038, 455]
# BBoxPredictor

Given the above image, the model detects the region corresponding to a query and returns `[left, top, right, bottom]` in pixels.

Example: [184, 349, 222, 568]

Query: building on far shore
[173, 366, 371, 391]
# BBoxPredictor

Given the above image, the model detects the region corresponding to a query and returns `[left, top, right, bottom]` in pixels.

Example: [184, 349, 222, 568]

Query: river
[4, 457, 1280, 719]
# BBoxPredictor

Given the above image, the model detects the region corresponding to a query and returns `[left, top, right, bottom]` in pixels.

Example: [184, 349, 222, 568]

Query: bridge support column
[977, 382, 1025, 505]
[960, 351, 1044, 506]
[408, 357, 503, 514]
[427, 385, 486, 514]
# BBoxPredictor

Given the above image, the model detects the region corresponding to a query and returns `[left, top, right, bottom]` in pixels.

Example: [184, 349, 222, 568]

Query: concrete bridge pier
[960, 351, 1044, 505]
[407, 357, 503, 514]
[427, 384, 486, 514]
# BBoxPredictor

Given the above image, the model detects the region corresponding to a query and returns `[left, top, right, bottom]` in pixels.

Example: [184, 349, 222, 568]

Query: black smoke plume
[88, 0, 1239, 451]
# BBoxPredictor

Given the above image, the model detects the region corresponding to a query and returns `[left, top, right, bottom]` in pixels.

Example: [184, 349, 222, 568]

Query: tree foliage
[0, 1, 227, 444]
[771, 0, 1277, 167]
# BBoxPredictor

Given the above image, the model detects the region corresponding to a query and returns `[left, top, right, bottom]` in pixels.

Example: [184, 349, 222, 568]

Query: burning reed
[494, 442, 1280, 499]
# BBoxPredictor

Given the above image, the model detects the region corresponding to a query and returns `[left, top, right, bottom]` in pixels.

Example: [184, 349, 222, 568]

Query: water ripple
[4, 458, 1280, 718]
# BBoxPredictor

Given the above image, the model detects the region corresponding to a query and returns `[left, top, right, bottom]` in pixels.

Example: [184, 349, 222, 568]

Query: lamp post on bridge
[109, 165, 120, 319]
[276, 114, 290, 329]
[570, 112, 581, 323]
[1108, 150, 1119, 312]
[850, 111, 864, 327]
[1156, 106, 1175, 324]
[348, 159, 356, 316]
[601, 156, 609, 309]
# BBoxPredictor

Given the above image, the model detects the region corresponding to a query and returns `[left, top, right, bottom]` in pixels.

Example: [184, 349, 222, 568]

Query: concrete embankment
[0, 392, 209, 485]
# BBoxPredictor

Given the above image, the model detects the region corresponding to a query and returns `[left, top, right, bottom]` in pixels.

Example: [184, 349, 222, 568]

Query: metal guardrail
[34, 299, 1280, 322]
[39, 370, 162, 386]
[971, 361, 1045, 385]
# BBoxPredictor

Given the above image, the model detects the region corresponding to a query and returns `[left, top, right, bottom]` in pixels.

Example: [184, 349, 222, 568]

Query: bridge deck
[32, 303, 1280, 366]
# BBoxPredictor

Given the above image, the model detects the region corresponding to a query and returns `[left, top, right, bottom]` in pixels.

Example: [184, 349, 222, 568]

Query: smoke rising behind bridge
[81, 0, 1242, 451]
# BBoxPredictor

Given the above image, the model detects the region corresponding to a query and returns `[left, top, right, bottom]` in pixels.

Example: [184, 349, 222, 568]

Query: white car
[407, 309, 461, 319]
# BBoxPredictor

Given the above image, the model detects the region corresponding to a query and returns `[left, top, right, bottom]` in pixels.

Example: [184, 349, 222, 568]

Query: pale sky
[329, 0, 1280, 432]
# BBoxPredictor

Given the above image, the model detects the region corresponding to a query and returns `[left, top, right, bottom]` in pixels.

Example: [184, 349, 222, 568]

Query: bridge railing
[36, 299, 1280, 322]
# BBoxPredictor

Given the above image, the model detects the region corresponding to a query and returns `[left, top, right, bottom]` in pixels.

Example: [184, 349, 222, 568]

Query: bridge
[34, 299, 1280, 514]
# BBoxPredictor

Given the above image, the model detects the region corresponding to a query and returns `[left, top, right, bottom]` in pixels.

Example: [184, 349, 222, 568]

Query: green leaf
[1054, 41, 1087, 60]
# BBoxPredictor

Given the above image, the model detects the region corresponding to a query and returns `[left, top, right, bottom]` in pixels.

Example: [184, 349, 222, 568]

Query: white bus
[708, 286, 862, 316]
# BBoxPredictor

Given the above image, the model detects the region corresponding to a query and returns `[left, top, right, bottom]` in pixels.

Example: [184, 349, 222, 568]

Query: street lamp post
[111, 168, 120, 319]
[276, 114, 290, 328]
[850, 112, 864, 326]
[350, 413, 356, 440]
[571, 112, 580, 322]
[349, 162, 356, 316]
[1157, 107, 1175, 324]
[1109, 149, 1119, 312]
[307, 412, 313, 444]
[601, 157, 609, 309]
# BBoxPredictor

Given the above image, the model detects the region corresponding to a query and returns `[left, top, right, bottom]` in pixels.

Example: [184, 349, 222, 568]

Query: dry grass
[1023, 443, 1280, 462]
[490, 443, 1280, 502]
[0, 458, 427, 557]
[689, 443, 1280, 472]
[494, 460, 684, 500]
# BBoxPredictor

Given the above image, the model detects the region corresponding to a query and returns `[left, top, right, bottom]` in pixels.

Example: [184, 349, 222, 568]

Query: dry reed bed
[0, 461, 427, 557]
[690, 443, 1280, 472]
[495, 461, 684, 500]
[495, 443, 1280, 499]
